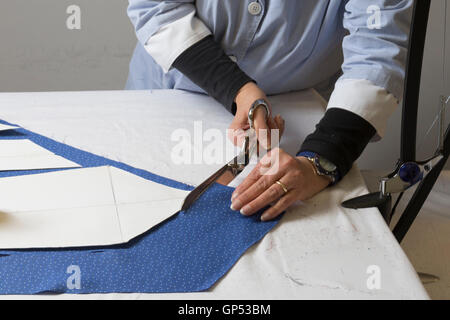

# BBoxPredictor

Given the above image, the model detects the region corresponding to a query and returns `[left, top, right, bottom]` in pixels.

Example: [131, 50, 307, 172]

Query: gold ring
[275, 180, 289, 194]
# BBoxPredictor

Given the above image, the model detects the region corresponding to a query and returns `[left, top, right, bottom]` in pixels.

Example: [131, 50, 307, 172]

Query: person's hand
[228, 82, 285, 148]
[230, 148, 331, 221]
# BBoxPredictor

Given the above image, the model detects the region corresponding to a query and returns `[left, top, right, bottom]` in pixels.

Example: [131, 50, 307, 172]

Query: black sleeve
[298, 108, 377, 179]
[172, 36, 375, 181]
[172, 35, 255, 112]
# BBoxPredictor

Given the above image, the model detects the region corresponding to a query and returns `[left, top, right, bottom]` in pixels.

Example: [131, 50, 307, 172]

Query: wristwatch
[297, 151, 340, 186]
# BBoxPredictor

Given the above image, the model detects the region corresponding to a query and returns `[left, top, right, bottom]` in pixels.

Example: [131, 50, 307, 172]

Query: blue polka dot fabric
[0, 183, 279, 294]
[0, 120, 281, 294]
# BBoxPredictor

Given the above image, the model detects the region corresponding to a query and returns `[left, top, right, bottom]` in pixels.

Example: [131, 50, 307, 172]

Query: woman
[126, 0, 412, 221]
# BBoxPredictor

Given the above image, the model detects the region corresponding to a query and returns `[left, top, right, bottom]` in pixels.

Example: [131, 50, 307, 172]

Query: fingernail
[230, 200, 241, 211]
[240, 206, 249, 215]
[261, 214, 268, 221]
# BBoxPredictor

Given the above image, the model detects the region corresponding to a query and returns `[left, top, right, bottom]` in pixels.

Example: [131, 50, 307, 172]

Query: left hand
[228, 82, 285, 149]
[230, 148, 331, 221]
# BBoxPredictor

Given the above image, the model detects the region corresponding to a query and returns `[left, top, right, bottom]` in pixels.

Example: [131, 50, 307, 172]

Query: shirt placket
[234, 0, 265, 62]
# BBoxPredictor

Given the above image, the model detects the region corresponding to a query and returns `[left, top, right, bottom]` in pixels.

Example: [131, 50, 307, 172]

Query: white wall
[0, 0, 449, 170]
[0, 0, 136, 91]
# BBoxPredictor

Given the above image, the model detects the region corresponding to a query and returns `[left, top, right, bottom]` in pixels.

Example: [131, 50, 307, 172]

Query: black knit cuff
[172, 35, 255, 111]
[298, 108, 377, 178]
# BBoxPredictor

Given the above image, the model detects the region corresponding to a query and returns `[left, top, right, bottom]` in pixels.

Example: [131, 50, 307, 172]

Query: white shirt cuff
[144, 11, 212, 73]
[327, 79, 399, 141]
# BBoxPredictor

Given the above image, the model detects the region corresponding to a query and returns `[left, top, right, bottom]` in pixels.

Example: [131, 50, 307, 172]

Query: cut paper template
[1, 139, 55, 156]
[0, 183, 280, 295]
[0, 139, 80, 171]
[0, 124, 19, 132]
[0, 166, 190, 249]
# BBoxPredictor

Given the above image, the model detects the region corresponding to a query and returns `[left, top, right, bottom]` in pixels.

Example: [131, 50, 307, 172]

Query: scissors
[180, 99, 271, 212]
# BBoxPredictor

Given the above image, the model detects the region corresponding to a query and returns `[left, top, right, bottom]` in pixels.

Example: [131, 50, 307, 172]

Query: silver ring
[248, 99, 270, 129]
[275, 180, 289, 194]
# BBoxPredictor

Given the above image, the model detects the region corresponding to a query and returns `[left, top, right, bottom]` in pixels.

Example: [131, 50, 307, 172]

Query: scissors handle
[247, 99, 270, 130]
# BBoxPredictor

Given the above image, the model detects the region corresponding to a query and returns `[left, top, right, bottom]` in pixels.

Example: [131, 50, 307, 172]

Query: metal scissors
[180, 99, 270, 212]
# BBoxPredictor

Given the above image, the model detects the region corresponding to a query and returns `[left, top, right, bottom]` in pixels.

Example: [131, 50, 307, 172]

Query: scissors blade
[342, 192, 393, 223]
[180, 128, 259, 213]
[341, 192, 389, 209]
[180, 156, 239, 212]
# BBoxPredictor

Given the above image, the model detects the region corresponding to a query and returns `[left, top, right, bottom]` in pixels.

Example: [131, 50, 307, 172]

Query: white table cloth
[0, 89, 429, 299]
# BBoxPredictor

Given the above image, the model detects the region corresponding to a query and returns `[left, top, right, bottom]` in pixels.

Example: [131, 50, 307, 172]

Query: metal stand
[392, 0, 450, 242]
[393, 125, 449, 242]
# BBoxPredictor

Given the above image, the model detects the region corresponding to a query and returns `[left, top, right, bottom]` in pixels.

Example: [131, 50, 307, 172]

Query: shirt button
[229, 55, 238, 62]
[248, 2, 262, 16]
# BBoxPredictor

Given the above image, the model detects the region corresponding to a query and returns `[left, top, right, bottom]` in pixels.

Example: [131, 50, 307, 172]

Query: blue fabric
[0, 183, 279, 294]
[0, 119, 280, 294]
[126, 0, 413, 101]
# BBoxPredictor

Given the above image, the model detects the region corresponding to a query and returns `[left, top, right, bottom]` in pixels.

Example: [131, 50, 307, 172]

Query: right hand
[228, 82, 285, 149]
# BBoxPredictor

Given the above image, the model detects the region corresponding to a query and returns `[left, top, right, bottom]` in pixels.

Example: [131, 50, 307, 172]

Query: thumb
[253, 108, 271, 150]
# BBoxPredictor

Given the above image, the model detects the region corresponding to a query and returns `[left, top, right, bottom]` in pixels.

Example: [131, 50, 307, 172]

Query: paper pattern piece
[0, 120, 191, 191]
[1, 139, 55, 157]
[0, 183, 279, 294]
[0, 166, 190, 249]
[0, 139, 80, 171]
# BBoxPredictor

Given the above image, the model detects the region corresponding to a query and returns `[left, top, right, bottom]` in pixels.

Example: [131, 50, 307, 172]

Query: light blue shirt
[126, 0, 412, 105]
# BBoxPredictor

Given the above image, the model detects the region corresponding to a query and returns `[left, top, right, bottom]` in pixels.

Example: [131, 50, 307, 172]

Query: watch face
[318, 156, 337, 172]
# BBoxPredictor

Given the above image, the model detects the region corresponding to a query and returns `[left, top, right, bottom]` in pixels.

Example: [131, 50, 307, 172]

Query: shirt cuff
[327, 79, 399, 141]
[144, 11, 212, 73]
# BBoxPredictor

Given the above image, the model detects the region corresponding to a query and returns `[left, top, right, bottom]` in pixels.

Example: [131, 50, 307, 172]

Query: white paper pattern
[0, 139, 80, 171]
[0, 166, 190, 249]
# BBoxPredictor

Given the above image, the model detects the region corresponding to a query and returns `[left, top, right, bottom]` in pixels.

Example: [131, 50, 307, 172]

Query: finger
[234, 129, 247, 148]
[232, 110, 250, 127]
[228, 124, 250, 137]
[231, 152, 277, 200]
[268, 116, 277, 130]
[231, 163, 266, 201]
[240, 170, 300, 216]
[240, 178, 289, 216]
[274, 115, 285, 138]
[261, 191, 297, 221]
[227, 126, 246, 147]
[231, 171, 282, 212]
[228, 114, 251, 146]
[266, 115, 283, 149]
[253, 108, 271, 149]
